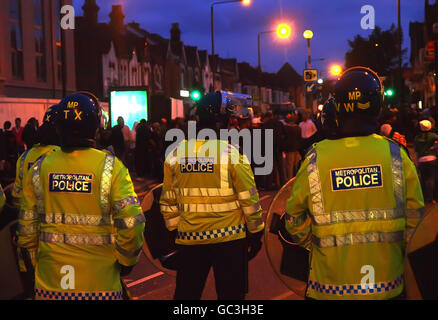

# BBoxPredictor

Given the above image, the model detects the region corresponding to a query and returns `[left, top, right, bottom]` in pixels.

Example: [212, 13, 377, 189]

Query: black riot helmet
[37, 104, 60, 146]
[56, 92, 101, 148]
[195, 92, 230, 131]
[334, 66, 383, 136]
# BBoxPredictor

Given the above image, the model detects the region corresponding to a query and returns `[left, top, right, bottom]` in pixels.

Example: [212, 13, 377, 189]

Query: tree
[345, 25, 407, 76]
[345, 25, 408, 104]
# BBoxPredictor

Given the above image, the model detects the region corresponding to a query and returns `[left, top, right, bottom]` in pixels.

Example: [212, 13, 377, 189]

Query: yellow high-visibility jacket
[12, 145, 60, 208]
[286, 134, 424, 300]
[18, 147, 145, 300]
[160, 139, 264, 245]
[0, 184, 5, 212]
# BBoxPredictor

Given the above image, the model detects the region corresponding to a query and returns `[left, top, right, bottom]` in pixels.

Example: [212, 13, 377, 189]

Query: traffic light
[191, 90, 201, 101]
[384, 89, 394, 97]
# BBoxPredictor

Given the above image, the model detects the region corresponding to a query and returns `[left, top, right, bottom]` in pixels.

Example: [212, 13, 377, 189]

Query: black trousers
[174, 238, 248, 300]
[418, 160, 438, 202]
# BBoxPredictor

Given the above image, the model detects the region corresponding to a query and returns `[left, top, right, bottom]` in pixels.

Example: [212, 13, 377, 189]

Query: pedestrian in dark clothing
[111, 124, 125, 162]
[1, 121, 18, 178]
[22, 118, 38, 149]
[262, 111, 286, 190]
[414, 119, 438, 203]
[151, 122, 164, 181]
[135, 119, 149, 178]
[283, 114, 302, 181]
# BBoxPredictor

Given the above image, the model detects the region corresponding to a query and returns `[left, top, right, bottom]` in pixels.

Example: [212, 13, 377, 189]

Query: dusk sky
[73, 0, 427, 76]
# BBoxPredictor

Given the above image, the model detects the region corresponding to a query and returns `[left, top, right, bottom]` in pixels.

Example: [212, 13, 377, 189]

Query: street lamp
[211, 0, 251, 56]
[329, 64, 342, 77]
[276, 23, 292, 39]
[258, 22, 292, 71]
[303, 29, 313, 69]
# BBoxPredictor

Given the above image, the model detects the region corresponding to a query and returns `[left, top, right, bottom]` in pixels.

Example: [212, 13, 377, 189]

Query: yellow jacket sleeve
[285, 157, 312, 249]
[11, 152, 25, 208]
[17, 160, 41, 271]
[111, 158, 145, 267]
[160, 153, 179, 231]
[230, 145, 264, 233]
[401, 149, 425, 243]
[0, 185, 5, 211]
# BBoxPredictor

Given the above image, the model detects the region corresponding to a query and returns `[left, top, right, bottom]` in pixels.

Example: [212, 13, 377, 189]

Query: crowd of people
[1, 103, 438, 200]
[0, 117, 40, 182]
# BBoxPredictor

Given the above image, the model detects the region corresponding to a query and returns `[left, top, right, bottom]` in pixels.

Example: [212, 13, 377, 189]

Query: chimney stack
[109, 5, 125, 30]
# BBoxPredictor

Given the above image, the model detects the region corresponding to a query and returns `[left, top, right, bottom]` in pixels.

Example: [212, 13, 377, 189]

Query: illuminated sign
[110, 90, 148, 129]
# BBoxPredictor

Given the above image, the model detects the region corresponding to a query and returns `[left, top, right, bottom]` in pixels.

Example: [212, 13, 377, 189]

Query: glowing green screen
[110, 90, 148, 129]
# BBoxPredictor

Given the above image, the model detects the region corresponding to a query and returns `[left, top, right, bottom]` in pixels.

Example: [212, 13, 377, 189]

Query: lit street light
[258, 22, 292, 71]
[303, 30, 313, 39]
[330, 64, 343, 77]
[303, 29, 313, 68]
[211, 0, 251, 56]
[276, 23, 292, 39]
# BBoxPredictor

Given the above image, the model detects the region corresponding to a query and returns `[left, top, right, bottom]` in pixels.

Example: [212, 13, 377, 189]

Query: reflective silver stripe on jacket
[165, 216, 180, 228]
[389, 142, 404, 212]
[177, 224, 246, 241]
[237, 187, 258, 200]
[100, 154, 115, 216]
[312, 231, 404, 248]
[177, 200, 240, 213]
[312, 208, 405, 225]
[114, 213, 145, 229]
[32, 156, 46, 214]
[241, 203, 261, 215]
[306, 142, 406, 226]
[18, 223, 40, 235]
[220, 145, 230, 189]
[115, 243, 142, 258]
[113, 196, 140, 212]
[19, 149, 30, 182]
[39, 213, 112, 226]
[19, 209, 39, 221]
[306, 148, 325, 217]
[175, 188, 235, 197]
[160, 204, 179, 213]
[162, 190, 176, 200]
[407, 208, 425, 220]
[40, 232, 115, 245]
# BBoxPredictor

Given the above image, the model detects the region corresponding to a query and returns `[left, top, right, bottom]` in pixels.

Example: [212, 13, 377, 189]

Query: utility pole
[397, 0, 404, 105]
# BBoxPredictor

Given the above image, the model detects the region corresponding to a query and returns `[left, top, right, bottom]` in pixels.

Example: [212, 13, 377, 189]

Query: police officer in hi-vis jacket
[160, 93, 264, 300]
[18, 93, 145, 300]
[286, 67, 424, 300]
